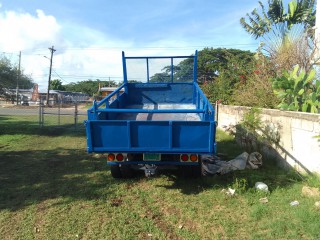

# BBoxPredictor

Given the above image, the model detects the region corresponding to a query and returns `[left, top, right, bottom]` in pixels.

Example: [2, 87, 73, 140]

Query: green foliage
[242, 108, 263, 133]
[240, 0, 315, 39]
[231, 177, 248, 193]
[201, 49, 278, 108]
[272, 65, 320, 113]
[50, 79, 66, 91]
[64, 79, 118, 96]
[197, 48, 255, 83]
[149, 58, 194, 83]
[237, 108, 281, 152]
[231, 53, 279, 108]
[0, 56, 34, 94]
[201, 49, 256, 104]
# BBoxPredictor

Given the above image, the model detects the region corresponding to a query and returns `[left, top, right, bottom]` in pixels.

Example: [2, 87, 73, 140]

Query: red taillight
[116, 153, 124, 161]
[181, 154, 189, 161]
[190, 154, 198, 162]
[108, 153, 115, 161]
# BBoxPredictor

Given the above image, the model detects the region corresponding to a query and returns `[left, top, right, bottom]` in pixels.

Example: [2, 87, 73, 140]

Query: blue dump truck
[85, 51, 216, 178]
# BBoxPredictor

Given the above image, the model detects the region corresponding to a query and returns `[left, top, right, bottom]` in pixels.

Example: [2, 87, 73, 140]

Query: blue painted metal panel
[172, 122, 211, 150]
[126, 83, 194, 105]
[85, 51, 217, 162]
[86, 119, 215, 154]
[90, 121, 129, 149]
[130, 121, 170, 148]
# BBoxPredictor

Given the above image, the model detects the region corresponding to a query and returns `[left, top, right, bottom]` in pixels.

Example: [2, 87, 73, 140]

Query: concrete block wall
[217, 105, 320, 174]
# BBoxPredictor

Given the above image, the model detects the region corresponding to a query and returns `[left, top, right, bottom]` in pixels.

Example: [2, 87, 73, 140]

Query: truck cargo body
[85, 51, 216, 177]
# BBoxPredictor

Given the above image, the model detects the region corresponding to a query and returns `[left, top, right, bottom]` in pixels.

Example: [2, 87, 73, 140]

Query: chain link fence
[0, 100, 92, 132]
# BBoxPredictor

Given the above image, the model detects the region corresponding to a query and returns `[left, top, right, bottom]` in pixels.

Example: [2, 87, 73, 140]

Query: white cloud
[0, 6, 256, 92]
[0, 9, 130, 90]
[0, 9, 62, 51]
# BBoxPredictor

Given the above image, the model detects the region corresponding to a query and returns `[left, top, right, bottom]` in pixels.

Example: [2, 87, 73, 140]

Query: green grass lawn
[0, 115, 320, 240]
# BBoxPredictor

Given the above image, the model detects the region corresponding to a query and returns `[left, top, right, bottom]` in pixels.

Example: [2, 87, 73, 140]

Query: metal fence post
[58, 101, 61, 126]
[39, 99, 44, 127]
[74, 101, 78, 130]
[39, 99, 42, 127]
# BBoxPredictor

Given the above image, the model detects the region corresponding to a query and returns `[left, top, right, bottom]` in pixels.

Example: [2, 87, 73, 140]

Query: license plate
[143, 154, 161, 161]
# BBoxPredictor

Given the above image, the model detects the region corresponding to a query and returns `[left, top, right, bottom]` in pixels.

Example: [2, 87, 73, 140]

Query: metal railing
[39, 100, 90, 130]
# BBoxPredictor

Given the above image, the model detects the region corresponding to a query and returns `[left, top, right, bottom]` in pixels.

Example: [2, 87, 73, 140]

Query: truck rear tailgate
[85, 120, 215, 154]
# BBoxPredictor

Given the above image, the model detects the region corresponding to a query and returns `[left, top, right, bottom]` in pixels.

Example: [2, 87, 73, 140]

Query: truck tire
[110, 165, 122, 178]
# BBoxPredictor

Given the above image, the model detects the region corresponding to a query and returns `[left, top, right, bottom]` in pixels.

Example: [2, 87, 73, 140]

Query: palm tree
[240, 0, 315, 39]
[240, 0, 316, 73]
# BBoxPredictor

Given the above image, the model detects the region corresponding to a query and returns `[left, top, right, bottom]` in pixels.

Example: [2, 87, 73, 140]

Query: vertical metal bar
[41, 102, 44, 127]
[39, 98, 41, 127]
[170, 58, 174, 83]
[127, 121, 131, 148]
[215, 101, 219, 126]
[193, 50, 198, 83]
[193, 82, 197, 105]
[74, 101, 78, 130]
[169, 121, 172, 149]
[58, 101, 61, 126]
[146, 58, 149, 83]
[85, 121, 93, 153]
[209, 122, 213, 152]
[197, 89, 200, 109]
[122, 51, 128, 84]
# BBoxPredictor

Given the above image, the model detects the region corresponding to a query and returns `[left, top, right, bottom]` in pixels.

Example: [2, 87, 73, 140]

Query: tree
[64, 79, 118, 96]
[200, 48, 256, 104]
[149, 58, 194, 83]
[50, 79, 65, 91]
[231, 53, 279, 108]
[240, 0, 316, 74]
[197, 48, 255, 82]
[149, 72, 170, 83]
[240, 0, 315, 39]
[0, 56, 34, 97]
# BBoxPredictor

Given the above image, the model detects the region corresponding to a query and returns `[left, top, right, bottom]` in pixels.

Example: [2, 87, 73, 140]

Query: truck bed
[85, 51, 216, 156]
[116, 104, 201, 121]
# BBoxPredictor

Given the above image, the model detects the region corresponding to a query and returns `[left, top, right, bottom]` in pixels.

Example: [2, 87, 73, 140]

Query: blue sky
[0, 0, 290, 90]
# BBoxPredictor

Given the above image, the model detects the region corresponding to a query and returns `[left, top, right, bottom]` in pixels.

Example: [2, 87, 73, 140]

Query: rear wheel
[110, 165, 122, 178]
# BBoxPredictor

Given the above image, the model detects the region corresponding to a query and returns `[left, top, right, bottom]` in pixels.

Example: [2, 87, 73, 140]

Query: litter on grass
[290, 200, 300, 206]
[221, 188, 236, 196]
[259, 197, 269, 203]
[202, 152, 262, 175]
[255, 182, 269, 192]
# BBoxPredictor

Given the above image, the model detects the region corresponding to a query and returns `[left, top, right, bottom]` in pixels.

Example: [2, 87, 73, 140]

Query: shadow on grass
[0, 147, 116, 211]
[0, 116, 305, 203]
[0, 116, 85, 137]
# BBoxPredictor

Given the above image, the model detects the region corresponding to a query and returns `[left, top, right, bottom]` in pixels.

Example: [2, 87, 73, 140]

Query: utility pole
[16, 51, 21, 105]
[46, 46, 56, 106]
